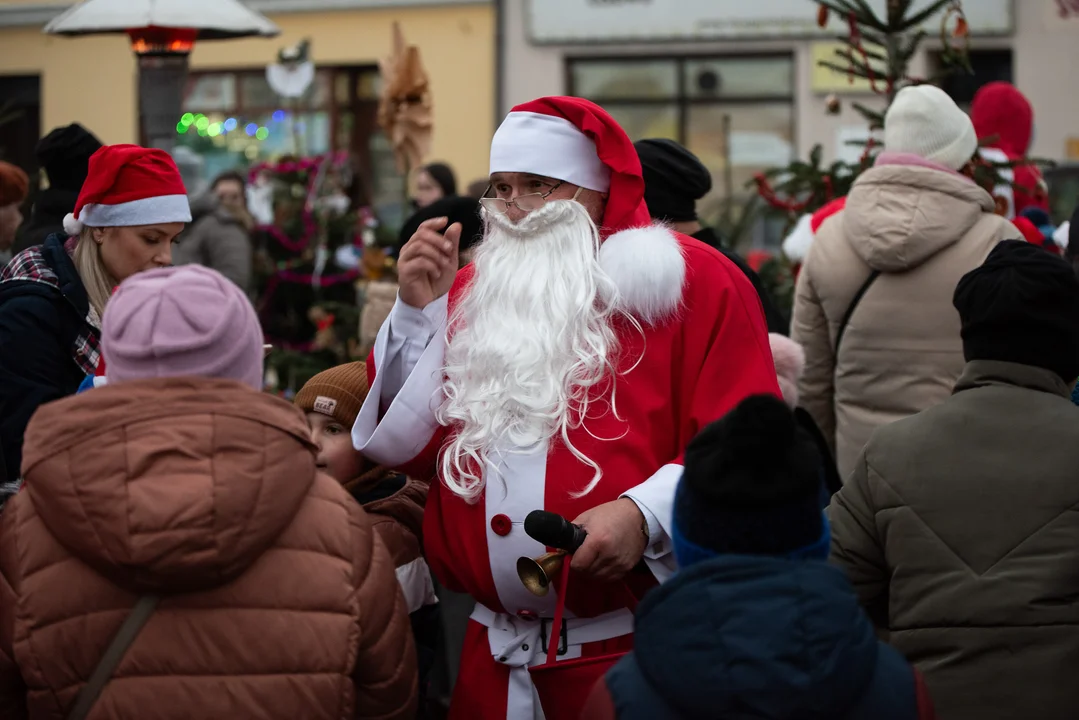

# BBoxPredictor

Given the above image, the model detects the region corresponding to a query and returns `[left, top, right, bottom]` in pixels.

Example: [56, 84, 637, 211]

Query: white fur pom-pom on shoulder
[599, 224, 685, 325]
[769, 333, 805, 409]
[63, 213, 84, 236]
[781, 214, 815, 264]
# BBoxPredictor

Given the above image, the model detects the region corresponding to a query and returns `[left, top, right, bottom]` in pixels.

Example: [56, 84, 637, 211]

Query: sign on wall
[526, 0, 1014, 44]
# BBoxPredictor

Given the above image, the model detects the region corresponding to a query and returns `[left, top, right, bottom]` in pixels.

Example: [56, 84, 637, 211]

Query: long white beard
[436, 200, 623, 502]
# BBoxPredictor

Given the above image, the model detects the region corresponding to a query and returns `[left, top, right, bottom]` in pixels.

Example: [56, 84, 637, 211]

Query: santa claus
[352, 96, 780, 719]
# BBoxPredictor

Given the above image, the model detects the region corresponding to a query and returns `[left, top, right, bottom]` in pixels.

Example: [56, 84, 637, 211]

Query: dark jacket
[830, 360, 1079, 720]
[13, 188, 79, 254]
[693, 226, 788, 334]
[171, 194, 253, 292]
[587, 556, 934, 720]
[0, 235, 98, 485]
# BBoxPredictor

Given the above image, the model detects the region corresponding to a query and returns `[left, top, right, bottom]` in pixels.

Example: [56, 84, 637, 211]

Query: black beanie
[953, 239, 1079, 383]
[35, 123, 103, 192]
[673, 394, 824, 563]
[398, 195, 483, 253]
[634, 139, 712, 223]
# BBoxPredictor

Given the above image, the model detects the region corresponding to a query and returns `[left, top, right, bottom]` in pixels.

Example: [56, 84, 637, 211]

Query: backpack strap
[67, 595, 160, 720]
[835, 270, 881, 355]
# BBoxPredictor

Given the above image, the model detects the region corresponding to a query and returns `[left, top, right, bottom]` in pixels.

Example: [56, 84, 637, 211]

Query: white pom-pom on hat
[63, 213, 84, 236]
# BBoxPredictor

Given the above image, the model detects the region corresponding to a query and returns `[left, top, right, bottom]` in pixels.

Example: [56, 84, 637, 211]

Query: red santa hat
[489, 96, 651, 233]
[63, 144, 191, 236]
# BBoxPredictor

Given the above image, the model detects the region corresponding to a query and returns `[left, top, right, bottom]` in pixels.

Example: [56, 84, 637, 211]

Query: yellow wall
[0, 28, 139, 145]
[0, 3, 494, 185]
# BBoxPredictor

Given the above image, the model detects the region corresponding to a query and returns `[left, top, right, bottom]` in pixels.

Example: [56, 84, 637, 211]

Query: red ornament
[316, 313, 336, 332]
[817, 4, 830, 28]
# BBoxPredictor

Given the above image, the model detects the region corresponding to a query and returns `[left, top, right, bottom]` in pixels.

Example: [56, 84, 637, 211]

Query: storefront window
[569, 59, 679, 100]
[569, 54, 795, 248]
[176, 66, 403, 223]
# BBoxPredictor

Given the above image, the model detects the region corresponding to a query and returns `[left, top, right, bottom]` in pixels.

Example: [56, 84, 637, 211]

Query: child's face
[307, 412, 365, 484]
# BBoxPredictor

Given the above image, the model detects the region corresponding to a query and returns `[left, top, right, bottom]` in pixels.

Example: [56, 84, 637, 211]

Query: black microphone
[524, 510, 588, 553]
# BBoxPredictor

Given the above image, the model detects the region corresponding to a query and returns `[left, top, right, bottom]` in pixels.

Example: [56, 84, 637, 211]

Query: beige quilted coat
[791, 158, 1018, 478]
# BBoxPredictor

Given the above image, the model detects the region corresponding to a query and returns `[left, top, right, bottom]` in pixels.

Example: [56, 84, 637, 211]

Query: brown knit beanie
[295, 361, 369, 428]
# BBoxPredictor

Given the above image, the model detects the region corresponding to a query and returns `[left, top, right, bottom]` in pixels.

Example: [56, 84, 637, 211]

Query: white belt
[470, 603, 634, 669]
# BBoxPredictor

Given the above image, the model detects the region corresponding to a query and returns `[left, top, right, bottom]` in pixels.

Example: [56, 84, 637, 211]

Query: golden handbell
[516, 551, 567, 597]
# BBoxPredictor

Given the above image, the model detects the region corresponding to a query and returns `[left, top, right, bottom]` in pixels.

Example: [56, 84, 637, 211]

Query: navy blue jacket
[0, 235, 99, 484]
[604, 556, 927, 720]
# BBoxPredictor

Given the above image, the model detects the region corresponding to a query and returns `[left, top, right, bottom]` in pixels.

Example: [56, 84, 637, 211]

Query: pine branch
[847, 0, 887, 30]
[855, 28, 889, 49]
[817, 0, 888, 32]
[818, 60, 875, 81]
[886, 0, 915, 28]
[899, 0, 957, 32]
[851, 102, 885, 128]
[899, 29, 927, 65]
[835, 45, 887, 64]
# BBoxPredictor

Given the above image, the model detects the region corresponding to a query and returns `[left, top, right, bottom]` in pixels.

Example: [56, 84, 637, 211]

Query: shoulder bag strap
[835, 270, 882, 356]
[67, 595, 160, 720]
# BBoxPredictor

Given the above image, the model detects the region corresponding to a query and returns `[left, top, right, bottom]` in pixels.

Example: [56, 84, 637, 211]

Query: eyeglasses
[479, 181, 582, 214]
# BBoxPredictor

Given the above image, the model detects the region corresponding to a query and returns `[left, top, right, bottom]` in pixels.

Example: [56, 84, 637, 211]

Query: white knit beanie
[884, 85, 978, 171]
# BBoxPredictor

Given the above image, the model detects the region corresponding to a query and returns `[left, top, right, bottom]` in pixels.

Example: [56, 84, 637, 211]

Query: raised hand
[397, 217, 461, 309]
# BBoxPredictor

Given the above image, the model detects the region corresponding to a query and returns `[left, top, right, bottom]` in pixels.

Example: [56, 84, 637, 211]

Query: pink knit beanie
[102, 265, 264, 389]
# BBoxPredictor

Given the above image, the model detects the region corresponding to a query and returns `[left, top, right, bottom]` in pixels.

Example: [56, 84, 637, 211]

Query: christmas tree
[744, 0, 1050, 318]
[251, 153, 397, 396]
[754, 0, 976, 223]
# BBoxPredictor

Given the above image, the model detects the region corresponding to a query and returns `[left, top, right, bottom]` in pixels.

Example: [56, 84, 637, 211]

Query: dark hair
[212, 170, 247, 193]
[423, 162, 457, 197]
[398, 195, 483, 256]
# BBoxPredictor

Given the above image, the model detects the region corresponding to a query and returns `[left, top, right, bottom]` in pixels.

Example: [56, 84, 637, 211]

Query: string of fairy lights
[176, 111, 286, 141]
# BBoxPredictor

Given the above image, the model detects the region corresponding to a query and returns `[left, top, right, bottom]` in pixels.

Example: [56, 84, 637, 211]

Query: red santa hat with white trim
[63, 144, 191, 236]
[489, 96, 652, 234]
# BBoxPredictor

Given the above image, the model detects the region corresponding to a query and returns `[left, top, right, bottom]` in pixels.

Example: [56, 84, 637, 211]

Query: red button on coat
[491, 514, 512, 536]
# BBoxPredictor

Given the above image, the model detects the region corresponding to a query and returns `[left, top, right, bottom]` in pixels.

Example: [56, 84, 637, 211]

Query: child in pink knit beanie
[102, 265, 264, 389]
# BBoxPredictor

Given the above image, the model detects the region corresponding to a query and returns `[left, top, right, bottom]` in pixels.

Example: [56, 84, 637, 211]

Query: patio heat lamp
[44, 0, 280, 153]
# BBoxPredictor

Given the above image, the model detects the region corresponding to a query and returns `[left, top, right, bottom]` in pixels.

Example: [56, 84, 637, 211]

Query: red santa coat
[353, 224, 780, 719]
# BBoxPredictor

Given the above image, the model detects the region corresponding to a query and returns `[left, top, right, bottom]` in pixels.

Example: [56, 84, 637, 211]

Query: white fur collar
[599, 224, 685, 325]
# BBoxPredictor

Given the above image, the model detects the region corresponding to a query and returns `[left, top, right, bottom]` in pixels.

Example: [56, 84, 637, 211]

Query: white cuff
[396, 557, 439, 614]
[389, 294, 448, 341]
[352, 298, 448, 467]
[622, 463, 683, 583]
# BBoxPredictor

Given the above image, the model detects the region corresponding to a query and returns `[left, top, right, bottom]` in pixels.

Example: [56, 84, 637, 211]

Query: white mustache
[482, 199, 595, 241]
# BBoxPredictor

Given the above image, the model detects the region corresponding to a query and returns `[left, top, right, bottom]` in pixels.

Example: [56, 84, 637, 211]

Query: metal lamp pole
[129, 28, 198, 153]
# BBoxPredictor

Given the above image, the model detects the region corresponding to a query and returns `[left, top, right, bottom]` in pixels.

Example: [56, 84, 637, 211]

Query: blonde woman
[0, 144, 189, 487]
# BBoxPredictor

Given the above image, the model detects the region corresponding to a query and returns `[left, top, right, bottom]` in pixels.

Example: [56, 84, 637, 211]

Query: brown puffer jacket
[345, 469, 436, 614]
[0, 377, 417, 720]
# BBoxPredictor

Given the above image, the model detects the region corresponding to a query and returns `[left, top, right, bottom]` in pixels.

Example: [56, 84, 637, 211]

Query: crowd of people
[0, 78, 1075, 720]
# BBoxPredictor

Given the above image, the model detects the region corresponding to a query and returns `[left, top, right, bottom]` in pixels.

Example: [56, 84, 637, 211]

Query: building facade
[0, 0, 495, 219]
[499, 0, 1079, 242]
